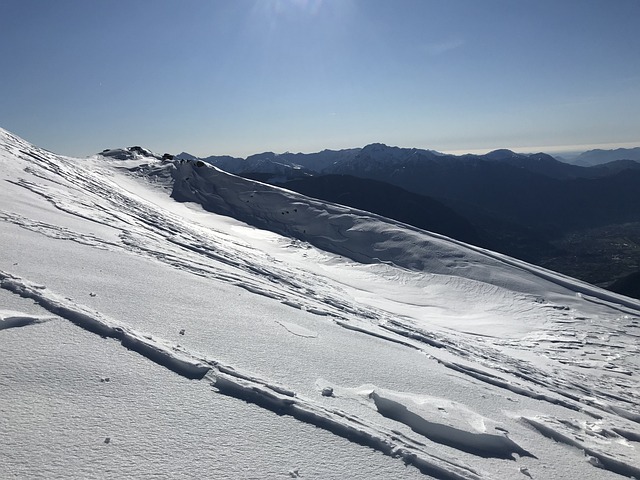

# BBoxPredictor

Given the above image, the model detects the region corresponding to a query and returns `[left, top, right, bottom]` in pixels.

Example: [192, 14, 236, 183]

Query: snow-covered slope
[1, 127, 640, 479]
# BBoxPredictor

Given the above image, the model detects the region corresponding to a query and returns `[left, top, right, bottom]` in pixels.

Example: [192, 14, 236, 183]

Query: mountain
[176, 152, 245, 172]
[176, 148, 361, 181]
[482, 149, 640, 179]
[180, 144, 640, 182]
[572, 147, 640, 166]
[271, 174, 574, 266]
[244, 148, 361, 172]
[181, 143, 640, 292]
[3, 128, 640, 479]
[174, 151, 199, 161]
[319, 144, 640, 234]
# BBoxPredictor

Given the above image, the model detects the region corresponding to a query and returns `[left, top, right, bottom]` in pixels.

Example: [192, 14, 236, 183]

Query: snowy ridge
[2, 127, 640, 478]
[171, 159, 504, 276]
[170, 158, 640, 311]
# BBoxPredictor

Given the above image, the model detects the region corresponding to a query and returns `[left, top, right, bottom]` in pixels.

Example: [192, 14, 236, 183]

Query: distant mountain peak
[176, 151, 198, 161]
[485, 149, 518, 160]
[572, 147, 640, 166]
[361, 142, 392, 152]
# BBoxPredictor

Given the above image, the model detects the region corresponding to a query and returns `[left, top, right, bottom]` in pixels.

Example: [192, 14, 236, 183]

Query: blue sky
[1, 0, 639, 158]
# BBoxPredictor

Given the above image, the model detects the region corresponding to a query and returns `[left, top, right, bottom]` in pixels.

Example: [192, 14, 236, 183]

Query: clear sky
[1, 0, 639, 158]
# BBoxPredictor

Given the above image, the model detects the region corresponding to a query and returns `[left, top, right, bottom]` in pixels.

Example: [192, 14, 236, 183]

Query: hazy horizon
[130, 139, 640, 161]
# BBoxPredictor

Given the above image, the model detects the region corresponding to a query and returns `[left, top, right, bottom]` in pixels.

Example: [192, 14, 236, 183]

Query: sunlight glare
[265, 0, 323, 16]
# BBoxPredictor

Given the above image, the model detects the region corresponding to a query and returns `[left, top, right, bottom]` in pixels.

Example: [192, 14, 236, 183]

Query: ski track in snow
[2, 128, 640, 478]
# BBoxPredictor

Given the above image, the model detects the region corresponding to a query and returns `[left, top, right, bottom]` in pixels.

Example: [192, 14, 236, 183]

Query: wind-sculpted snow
[0, 271, 484, 479]
[171, 159, 640, 310]
[369, 390, 534, 460]
[0, 133, 389, 326]
[0, 271, 210, 379]
[0, 310, 53, 330]
[2, 128, 640, 478]
[209, 372, 485, 480]
[386, 318, 640, 422]
[171, 160, 512, 278]
[522, 416, 640, 478]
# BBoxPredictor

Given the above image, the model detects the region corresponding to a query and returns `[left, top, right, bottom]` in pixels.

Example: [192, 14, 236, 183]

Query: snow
[0, 309, 53, 330]
[1, 127, 640, 479]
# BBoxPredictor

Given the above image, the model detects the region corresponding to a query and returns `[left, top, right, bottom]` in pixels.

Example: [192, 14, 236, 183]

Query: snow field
[1, 128, 639, 478]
